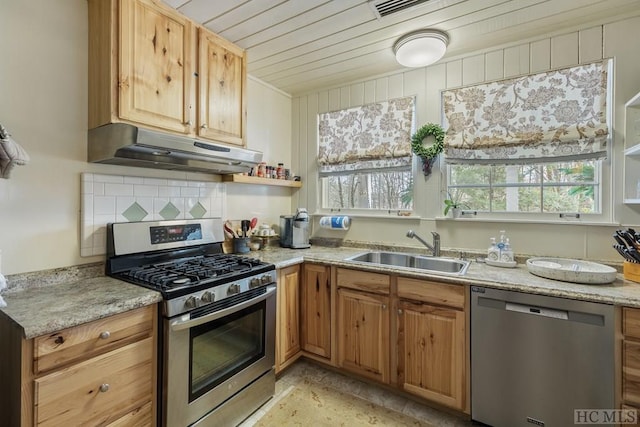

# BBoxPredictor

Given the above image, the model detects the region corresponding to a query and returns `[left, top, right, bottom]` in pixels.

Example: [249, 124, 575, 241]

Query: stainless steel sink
[344, 251, 469, 275]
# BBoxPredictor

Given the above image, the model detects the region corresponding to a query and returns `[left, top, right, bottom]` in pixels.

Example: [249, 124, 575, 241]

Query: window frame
[443, 158, 613, 223]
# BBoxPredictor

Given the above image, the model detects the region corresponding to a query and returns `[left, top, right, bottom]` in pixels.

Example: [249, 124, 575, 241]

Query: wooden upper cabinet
[198, 29, 246, 146]
[88, 0, 246, 146]
[119, 0, 195, 134]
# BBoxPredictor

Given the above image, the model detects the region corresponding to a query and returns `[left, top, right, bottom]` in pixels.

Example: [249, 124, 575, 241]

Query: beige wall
[293, 16, 640, 261]
[0, 0, 293, 275]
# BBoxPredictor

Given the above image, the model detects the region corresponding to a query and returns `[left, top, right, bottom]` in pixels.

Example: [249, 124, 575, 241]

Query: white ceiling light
[393, 29, 449, 67]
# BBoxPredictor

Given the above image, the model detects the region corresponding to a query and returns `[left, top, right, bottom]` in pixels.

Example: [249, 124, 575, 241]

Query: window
[442, 60, 611, 219]
[318, 97, 415, 212]
[321, 170, 413, 210]
[448, 160, 600, 214]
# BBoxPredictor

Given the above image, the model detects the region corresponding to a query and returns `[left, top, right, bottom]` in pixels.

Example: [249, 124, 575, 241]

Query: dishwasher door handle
[505, 301, 568, 320]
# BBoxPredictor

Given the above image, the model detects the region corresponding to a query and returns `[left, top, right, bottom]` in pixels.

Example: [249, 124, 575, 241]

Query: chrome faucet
[406, 230, 440, 257]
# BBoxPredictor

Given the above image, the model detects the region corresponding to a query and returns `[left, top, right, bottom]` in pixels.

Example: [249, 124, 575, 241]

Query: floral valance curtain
[442, 59, 611, 164]
[318, 96, 415, 174]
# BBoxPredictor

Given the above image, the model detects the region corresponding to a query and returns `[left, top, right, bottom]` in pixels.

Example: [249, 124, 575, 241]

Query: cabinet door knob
[382, 304, 387, 310]
[185, 120, 192, 126]
[201, 124, 208, 129]
[99, 383, 110, 393]
[99, 331, 111, 340]
[398, 309, 403, 315]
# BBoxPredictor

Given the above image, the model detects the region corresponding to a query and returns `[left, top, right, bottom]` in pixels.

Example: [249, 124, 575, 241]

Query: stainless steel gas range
[106, 218, 276, 427]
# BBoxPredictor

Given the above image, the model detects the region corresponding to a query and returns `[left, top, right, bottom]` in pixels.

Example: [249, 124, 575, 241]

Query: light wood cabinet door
[276, 265, 301, 373]
[624, 307, 640, 408]
[34, 338, 154, 426]
[198, 28, 246, 146]
[119, 0, 195, 134]
[338, 288, 389, 383]
[397, 300, 465, 410]
[301, 264, 331, 358]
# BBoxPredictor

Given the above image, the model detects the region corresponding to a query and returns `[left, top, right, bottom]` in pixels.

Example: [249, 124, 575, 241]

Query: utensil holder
[624, 261, 640, 283]
[233, 237, 250, 254]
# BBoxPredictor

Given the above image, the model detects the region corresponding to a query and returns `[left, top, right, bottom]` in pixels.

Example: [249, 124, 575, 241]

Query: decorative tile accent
[159, 202, 181, 220]
[122, 202, 149, 222]
[80, 173, 226, 257]
[189, 201, 207, 218]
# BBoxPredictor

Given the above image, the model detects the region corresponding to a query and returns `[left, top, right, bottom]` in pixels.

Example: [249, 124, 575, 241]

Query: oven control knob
[184, 296, 198, 309]
[227, 284, 240, 296]
[249, 278, 261, 288]
[260, 274, 272, 284]
[200, 291, 214, 303]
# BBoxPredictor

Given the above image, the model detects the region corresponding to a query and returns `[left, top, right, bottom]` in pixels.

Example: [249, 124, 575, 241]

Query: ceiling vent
[368, 0, 432, 19]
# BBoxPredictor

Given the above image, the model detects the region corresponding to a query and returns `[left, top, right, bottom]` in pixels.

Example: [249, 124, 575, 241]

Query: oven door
[163, 285, 276, 427]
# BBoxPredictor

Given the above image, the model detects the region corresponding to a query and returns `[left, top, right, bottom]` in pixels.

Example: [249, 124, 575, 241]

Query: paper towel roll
[319, 215, 350, 230]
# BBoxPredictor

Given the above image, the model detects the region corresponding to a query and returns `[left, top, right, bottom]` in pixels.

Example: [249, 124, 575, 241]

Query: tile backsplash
[81, 173, 226, 256]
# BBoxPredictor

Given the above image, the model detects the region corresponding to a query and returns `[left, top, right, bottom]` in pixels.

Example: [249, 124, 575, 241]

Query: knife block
[624, 261, 640, 283]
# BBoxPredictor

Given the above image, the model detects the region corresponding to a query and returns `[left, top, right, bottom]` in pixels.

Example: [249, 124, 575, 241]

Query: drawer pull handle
[99, 383, 110, 393]
[99, 331, 111, 340]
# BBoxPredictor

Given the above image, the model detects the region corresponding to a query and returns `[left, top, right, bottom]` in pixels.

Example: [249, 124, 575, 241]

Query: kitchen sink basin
[345, 251, 469, 275]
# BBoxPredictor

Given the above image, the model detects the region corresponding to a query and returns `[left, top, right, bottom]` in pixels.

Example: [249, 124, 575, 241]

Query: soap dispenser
[487, 237, 499, 261]
[501, 238, 514, 263]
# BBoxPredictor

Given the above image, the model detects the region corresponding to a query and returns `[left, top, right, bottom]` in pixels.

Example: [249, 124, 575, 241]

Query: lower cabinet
[338, 287, 390, 383]
[337, 268, 390, 384]
[0, 305, 157, 426]
[623, 307, 640, 411]
[397, 277, 466, 411]
[276, 264, 301, 373]
[301, 263, 331, 358]
[276, 264, 469, 414]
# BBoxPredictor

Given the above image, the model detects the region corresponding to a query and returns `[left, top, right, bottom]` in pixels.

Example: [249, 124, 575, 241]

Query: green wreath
[411, 123, 444, 159]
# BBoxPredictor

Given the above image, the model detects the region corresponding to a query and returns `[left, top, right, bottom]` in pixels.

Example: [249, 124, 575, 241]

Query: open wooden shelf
[222, 174, 302, 188]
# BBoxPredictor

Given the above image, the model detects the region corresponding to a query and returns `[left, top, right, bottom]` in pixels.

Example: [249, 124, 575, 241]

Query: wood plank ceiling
[162, 0, 640, 95]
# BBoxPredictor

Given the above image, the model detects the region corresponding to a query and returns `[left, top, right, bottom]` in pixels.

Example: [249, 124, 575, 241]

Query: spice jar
[277, 163, 284, 179]
[257, 162, 266, 177]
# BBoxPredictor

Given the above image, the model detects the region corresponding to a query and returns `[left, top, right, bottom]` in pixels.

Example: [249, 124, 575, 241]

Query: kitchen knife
[614, 233, 631, 250]
[628, 247, 640, 263]
[616, 230, 637, 250]
[623, 230, 640, 250]
[613, 244, 635, 263]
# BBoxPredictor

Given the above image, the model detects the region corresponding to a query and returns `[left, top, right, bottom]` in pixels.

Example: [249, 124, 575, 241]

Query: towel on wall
[0, 124, 30, 179]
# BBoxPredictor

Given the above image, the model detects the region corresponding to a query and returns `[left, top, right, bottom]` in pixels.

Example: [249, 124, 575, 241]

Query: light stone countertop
[3, 245, 640, 340]
[0, 276, 162, 339]
[248, 246, 640, 307]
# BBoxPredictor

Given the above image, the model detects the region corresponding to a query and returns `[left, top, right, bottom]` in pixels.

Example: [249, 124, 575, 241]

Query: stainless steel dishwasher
[471, 286, 615, 427]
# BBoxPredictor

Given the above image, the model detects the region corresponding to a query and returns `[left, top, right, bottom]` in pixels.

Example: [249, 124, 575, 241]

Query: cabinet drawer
[106, 401, 153, 427]
[34, 306, 154, 374]
[624, 307, 640, 340]
[35, 337, 154, 426]
[337, 268, 390, 294]
[397, 277, 464, 309]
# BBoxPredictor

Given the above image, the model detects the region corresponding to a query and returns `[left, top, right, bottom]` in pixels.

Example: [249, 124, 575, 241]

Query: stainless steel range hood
[88, 123, 262, 174]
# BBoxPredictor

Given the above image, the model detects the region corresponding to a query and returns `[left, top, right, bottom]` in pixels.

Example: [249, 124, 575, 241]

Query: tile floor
[240, 359, 475, 426]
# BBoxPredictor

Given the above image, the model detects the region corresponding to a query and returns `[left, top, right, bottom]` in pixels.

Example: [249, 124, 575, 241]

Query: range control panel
[150, 224, 203, 244]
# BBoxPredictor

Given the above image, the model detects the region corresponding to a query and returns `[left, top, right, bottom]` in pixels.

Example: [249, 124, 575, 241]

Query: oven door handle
[169, 285, 276, 331]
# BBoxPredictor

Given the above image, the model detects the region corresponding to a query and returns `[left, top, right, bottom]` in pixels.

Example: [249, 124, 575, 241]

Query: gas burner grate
[118, 253, 262, 291]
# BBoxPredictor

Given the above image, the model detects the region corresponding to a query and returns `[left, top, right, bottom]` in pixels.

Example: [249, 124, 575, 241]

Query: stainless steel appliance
[89, 123, 263, 174]
[106, 218, 276, 427]
[279, 208, 310, 249]
[471, 286, 614, 427]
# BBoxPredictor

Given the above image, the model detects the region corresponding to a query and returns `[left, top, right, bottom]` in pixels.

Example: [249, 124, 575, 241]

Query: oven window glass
[189, 300, 266, 402]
